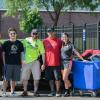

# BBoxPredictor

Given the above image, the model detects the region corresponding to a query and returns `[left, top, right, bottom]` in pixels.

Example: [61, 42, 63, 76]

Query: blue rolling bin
[72, 61, 100, 96]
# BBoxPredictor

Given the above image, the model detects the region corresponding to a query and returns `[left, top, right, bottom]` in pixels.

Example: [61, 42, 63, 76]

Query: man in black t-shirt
[2, 28, 24, 97]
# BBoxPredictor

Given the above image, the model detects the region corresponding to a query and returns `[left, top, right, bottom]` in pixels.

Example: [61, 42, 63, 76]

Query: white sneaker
[2, 92, 7, 97]
[56, 93, 61, 97]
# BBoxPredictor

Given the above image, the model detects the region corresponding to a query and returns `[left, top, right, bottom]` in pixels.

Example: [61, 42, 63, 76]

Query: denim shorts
[3, 64, 21, 81]
[61, 60, 70, 70]
[45, 66, 61, 81]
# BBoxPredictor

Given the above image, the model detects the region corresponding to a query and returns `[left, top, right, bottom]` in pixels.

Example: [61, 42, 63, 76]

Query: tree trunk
[53, 11, 60, 27]
[47, 10, 60, 27]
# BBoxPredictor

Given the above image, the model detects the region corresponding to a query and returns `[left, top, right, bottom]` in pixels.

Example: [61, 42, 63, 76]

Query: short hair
[8, 27, 17, 34]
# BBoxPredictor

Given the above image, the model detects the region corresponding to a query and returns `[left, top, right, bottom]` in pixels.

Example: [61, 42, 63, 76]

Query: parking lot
[0, 91, 100, 100]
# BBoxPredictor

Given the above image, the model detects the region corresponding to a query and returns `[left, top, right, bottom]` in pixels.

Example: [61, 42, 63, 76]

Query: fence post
[82, 23, 86, 51]
[72, 24, 75, 45]
[0, 13, 1, 32]
[45, 26, 47, 38]
[97, 22, 100, 49]
[40, 26, 43, 39]
[62, 25, 64, 33]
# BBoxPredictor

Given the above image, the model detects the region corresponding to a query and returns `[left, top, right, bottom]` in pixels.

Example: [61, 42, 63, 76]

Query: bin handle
[93, 62, 99, 69]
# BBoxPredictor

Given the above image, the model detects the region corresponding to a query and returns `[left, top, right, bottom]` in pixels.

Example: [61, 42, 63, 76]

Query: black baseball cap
[47, 27, 55, 33]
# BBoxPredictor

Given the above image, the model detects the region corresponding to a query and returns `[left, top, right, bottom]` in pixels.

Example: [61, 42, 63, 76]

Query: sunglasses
[9, 32, 16, 35]
[32, 33, 38, 35]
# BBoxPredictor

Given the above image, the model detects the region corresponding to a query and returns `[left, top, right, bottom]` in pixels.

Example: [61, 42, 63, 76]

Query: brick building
[0, 10, 100, 39]
[0, 0, 100, 39]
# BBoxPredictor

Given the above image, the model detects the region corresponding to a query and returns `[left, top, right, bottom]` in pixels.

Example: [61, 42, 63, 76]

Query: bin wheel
[79, 90, 83, 96]
[91, 91, 96, 97]
[71, 91, 75, 96]
[69, 91, 73, 96]
[71, 89, 76, 96]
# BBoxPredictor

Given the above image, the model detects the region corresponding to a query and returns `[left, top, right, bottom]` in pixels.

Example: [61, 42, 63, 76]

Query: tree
[5, 0, 100, 27]
[4, 0, 42, 33]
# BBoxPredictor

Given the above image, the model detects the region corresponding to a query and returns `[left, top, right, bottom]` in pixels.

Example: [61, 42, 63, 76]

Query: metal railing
[37, 22, 99, 52]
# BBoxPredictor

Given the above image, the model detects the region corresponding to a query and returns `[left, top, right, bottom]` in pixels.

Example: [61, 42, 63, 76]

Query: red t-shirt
[43, 37, 62, 67]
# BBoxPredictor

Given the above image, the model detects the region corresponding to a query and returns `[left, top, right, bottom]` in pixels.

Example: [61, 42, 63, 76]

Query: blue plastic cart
[72, 61, 100, 96]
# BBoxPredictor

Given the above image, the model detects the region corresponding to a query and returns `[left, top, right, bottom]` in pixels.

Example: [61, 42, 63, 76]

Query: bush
[19, 9, 42, 33]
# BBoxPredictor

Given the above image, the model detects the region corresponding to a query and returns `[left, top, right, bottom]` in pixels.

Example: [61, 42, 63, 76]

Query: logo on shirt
[46, 43, 52, 48]
[10, 45, 18, 54]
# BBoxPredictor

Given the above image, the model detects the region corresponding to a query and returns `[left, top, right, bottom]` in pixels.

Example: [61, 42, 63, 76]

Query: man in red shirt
[43, 28, 62, 97]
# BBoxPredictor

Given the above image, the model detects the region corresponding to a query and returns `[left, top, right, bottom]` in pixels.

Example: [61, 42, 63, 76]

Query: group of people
[0, 27, 85, 97]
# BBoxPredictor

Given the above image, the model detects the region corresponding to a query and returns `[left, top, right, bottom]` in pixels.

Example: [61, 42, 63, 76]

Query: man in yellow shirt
[21, 29, 45, 96]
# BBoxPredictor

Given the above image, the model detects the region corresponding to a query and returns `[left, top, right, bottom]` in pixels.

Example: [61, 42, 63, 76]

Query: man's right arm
[2, 42, 6, 66]
[2, 52, 5, 66]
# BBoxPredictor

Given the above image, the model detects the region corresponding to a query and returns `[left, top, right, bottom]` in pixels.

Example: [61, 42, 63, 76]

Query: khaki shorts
[21, 60, 41, 80]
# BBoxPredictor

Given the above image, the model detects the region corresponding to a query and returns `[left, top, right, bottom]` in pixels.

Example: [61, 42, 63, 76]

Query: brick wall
[0, 10, 100, 39]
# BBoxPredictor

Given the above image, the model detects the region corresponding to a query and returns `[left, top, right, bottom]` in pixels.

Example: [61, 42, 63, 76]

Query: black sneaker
[48, 91, 55, 97]
[21, 91, 28, 96]
[63, 91, 70, 97]
[33, 92, 40, 97]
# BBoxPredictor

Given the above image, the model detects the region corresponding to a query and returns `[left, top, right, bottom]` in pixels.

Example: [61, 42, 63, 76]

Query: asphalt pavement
[0, 91, 100, 100]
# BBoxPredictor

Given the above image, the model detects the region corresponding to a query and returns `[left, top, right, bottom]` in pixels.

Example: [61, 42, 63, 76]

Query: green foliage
[5, 0, 31, 16]
[33, 0, 100, 11]
[19, 9, 42, 33]
[33, 0, 100, 26]
[5, 0, 42, 33]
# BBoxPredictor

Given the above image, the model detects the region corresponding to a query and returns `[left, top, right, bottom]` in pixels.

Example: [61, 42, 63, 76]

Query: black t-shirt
[2, 40, 24, 65]
[0, 42, 3, 62]
[0, 42, 3, 78]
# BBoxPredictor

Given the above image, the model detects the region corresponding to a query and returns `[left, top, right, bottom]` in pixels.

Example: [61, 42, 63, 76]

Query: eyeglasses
[9, 32, 16, 35]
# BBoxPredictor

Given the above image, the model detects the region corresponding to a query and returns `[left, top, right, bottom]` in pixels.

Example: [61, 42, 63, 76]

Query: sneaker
[33, 92, 40, 97]
[48, 91, 55, 97]
[56, 93, 61, 97]
[10, 92, 17, 96]
[63, 91, 70, 97]
[21, 91, 28, 96]
[2, 92, 7, 97]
